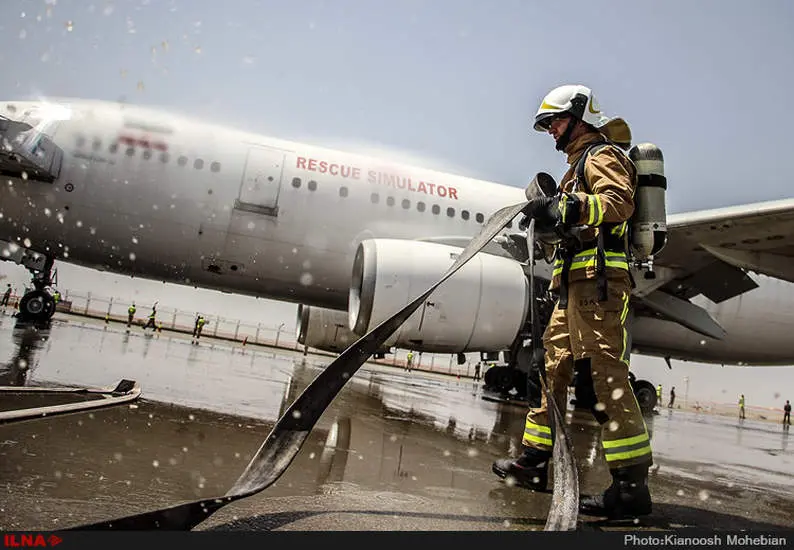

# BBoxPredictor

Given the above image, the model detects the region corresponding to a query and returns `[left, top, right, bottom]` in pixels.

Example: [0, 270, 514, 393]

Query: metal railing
[1, 290, 484, 380]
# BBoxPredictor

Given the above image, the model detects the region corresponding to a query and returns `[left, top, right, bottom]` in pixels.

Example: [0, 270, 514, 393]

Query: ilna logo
[3, 534, 62, 547]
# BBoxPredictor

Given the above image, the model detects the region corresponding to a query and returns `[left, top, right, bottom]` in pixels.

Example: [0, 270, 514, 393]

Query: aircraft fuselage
[1, 98, 794, 366]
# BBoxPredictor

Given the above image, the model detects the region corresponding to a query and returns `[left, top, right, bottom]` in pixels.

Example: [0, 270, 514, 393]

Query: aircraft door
[235, 146, 286, 216]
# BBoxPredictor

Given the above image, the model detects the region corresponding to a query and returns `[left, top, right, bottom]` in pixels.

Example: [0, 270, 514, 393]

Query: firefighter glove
[519, 193, 581, 232]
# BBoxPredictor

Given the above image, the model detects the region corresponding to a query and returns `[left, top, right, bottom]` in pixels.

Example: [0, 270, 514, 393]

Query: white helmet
[533, 84, 632, 150]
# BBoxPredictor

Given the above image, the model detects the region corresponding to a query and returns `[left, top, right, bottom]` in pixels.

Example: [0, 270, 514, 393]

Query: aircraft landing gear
[629, 372, 658, 415]
[15, 250, 58, 323]
[18, 289, 56, 322]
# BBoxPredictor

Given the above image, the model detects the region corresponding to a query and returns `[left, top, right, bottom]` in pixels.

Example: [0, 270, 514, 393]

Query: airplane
[2, 96, 794, 413]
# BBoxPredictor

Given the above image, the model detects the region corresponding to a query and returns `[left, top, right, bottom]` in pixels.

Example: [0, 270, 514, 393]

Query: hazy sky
[1, 0, 794, 408]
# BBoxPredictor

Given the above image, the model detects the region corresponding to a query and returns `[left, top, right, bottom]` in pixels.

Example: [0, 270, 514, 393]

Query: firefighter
[491, 85, 653, 519]
[144, 302, 157, 331]
[127, 303, 136, 328]
[194, 315, 206, 343]
[192, 314, 202, 338]
[1, 284, 11, 308]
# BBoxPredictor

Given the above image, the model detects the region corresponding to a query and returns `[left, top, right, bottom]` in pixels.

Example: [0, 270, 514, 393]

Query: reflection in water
[121, 330, 130, 354]
[2, 320, 794, 531]
[0, 322, 51, 386]
[316, 416, 352, 488]
[142, 332, 153, 358]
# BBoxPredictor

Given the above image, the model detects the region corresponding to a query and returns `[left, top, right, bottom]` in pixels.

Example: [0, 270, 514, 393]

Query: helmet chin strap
[554, 94, 589, 151]
[555, 118, 577, 152]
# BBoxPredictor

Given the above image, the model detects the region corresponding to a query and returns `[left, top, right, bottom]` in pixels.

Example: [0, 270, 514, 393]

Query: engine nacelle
[296, 304, 361, 353]
[349, 239, 529, 353]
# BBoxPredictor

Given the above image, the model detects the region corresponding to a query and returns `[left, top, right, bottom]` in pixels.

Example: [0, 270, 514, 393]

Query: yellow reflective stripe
[611, 221, 627, 237]
[620, 291, 630, 324]
[523, 432, 553, 446]
[620, 291, 630, 365]
[552, 248, 626, 264]
[559, 198, 568, 224]
[552, 251, 629, 276]
[605, 445, 652, 462]
[524, 418, 553, 446]
[603, 432, 648, 449]
[525, 419, 551, 434]
[586, 195, 604, 226]
[603, 430, 652, 462]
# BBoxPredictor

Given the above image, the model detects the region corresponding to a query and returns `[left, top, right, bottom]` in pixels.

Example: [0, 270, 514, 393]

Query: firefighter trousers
[522, 272, 653, 470]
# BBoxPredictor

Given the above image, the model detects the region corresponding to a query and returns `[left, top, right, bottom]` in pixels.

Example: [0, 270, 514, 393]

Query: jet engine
[296, 304, 360, 353]
[348, 239, 529, 353]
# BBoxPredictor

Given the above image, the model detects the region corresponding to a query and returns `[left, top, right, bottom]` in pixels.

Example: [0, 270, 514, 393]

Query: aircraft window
[371, 193, 379, 204]
[462, 210, 470, 221]
[339, 186, 348, 198]
[447, 207, 455, 217]
[109, 143, 118, 154]
[417, 201, 426, 212]
[194, 159, 204, 170]
[92, 139, 101, 151]
[401, 199, 410, 209]
[210, 162, 221, 173]
[126, 147, 135, 156]
[432, 204, 440, 215]
[291, 177, 301, 188]
[178, 156, 188, 167]
[476, 213, 484, 223]
[386, 196, 395, 207]
[308, 180, 317, 191]
[142, 150, 152, 161]
[160, 152, 170, 163]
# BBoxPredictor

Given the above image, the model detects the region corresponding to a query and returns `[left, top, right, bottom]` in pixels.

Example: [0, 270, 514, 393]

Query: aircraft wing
[413, 199, 794, 341]
[632, 198, 794, 340]
[661, 197, 794, 285]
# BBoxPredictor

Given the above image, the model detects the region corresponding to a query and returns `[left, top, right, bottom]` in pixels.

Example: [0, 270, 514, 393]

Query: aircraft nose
[0, 102, 23, 122]
[0, 101, 64, 183]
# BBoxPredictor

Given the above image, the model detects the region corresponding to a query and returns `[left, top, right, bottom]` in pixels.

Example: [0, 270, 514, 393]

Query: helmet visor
[534, 112, 569, 132]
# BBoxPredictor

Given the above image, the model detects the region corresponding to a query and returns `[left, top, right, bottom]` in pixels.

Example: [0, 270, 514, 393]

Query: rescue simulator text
[296, 156, 460, 200]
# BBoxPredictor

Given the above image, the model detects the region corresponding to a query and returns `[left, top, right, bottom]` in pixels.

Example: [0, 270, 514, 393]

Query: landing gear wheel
[485, 366, 515, 394]
[18, 290, 56, 322]
[632, 379, 657, 416]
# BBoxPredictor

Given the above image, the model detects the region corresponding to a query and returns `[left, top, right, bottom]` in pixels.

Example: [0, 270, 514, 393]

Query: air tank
[628, 143, 667, 262]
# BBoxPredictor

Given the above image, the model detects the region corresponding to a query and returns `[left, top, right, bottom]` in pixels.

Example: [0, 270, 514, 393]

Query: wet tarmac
[1, 312, 793, 531]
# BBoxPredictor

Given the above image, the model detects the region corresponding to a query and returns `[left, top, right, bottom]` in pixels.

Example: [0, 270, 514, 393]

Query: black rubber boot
[579, 463, 652, 519]
[492, 447, 552, 491]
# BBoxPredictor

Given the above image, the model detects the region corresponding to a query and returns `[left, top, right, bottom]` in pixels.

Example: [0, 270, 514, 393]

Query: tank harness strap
[558, 251, 573, 310]
[596, 231, 608, 302]
[577, 143, 613, 302]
